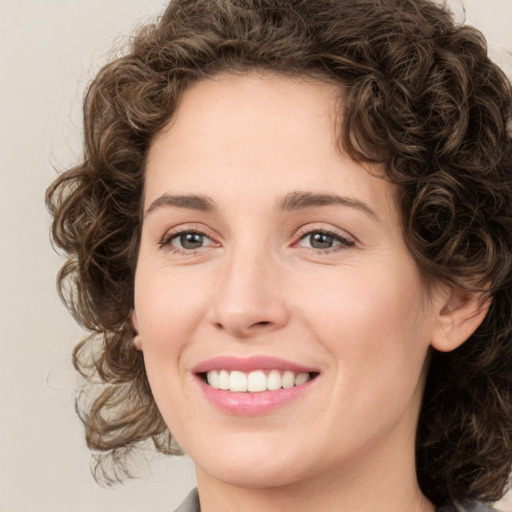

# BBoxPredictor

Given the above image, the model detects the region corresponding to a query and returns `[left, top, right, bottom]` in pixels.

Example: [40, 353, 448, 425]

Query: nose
[209, 247, 289, 339]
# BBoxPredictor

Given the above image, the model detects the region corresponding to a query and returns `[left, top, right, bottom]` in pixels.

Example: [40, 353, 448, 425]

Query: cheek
[134, 265, 210, 356]
[294, 264, 431, 388]
[298, 263, 426, 338]
[133, 269, 208, 427]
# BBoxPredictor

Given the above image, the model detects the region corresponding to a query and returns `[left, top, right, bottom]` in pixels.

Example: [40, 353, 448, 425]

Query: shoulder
[173, 488, 200, 512]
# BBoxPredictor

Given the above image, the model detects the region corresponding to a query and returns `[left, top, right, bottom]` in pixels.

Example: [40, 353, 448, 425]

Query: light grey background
[0, 1, 510, 511]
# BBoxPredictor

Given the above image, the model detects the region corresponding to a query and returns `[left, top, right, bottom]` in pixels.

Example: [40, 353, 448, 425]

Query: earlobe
[133, 334, 143, 351]
[430, 287, 492, 353]
[131, 311, 143, 351]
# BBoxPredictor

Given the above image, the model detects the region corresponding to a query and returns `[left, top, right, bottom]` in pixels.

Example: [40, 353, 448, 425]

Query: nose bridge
[210, 236, 288, 337]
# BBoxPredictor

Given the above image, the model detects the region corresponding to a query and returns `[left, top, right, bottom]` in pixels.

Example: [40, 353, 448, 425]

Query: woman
[46, 0, 512, 511]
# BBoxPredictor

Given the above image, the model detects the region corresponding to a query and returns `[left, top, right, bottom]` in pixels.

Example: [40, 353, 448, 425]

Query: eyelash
[158, 229, 215, 255]
[158, 227, 355, 255]
[294, 227, 355, 252]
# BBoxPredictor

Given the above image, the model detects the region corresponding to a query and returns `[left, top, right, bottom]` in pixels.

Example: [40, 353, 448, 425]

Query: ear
[131, 311, 143, 351]
[430, 286, 492, 352]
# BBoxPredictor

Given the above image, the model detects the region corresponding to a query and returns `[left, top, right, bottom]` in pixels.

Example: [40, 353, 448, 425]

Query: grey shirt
[174, 488, 200, 512]
[173, 488, 495, 512]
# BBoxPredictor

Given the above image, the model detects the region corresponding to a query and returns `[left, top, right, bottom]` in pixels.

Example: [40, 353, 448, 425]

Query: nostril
[252, 321, 271, 327]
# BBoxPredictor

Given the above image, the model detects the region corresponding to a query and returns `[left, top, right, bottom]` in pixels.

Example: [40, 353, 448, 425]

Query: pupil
[310, 232, 333, 249]
[181, 233, 203, 249]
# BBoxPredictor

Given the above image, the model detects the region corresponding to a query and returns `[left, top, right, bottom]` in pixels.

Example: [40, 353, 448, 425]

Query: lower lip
[197, 376, 317, 416]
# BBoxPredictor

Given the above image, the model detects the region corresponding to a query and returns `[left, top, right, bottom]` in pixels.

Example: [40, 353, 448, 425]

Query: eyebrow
[144, 193, 217, 216]
[277, 191, 378, 219]
[144, 190, 378, 220]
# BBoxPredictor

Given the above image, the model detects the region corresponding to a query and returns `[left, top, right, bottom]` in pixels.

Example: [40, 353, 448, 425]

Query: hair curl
[46, 0, 512, 506]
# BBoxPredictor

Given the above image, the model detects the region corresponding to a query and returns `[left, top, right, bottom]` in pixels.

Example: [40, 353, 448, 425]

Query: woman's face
[134, 72, 445, 490]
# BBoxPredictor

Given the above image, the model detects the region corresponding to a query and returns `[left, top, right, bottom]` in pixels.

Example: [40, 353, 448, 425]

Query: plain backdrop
[0, 1, 511, 511]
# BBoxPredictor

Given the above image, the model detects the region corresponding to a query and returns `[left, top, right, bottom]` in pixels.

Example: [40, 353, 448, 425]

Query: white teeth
[247, 370, 267, 392]
[207, 370, 219, 389]
[267, 369, 282, 391]
[294, 372, 309, 386]
[282, 371, 295, 389]
[229, 371, 247, 392]
[205, 369, 313, 392]
[219, 370, 230, 390]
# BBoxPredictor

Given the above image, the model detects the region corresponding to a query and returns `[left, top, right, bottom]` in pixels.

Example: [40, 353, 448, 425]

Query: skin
[132, 72, 488, 512]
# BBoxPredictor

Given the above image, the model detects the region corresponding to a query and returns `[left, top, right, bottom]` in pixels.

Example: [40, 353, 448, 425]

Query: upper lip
[192, 356, 318, 374]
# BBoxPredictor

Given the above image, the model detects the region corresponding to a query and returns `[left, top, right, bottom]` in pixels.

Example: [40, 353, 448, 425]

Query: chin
[199, 457, 309, 489]
[187, 433, 315, 489]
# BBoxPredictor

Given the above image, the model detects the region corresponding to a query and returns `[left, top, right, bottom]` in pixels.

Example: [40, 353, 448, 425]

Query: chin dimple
[205, 369, 312, 392]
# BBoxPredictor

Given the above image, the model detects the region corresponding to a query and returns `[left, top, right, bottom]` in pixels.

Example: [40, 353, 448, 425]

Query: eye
[174, 232, 208, 250]
[160, 230, 216, 252]
[297, 229, 354, 251]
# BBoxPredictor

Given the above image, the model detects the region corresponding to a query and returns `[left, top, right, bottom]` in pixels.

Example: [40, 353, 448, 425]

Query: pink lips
[193, 356, 319, 416]
[193, 355, 317, 374]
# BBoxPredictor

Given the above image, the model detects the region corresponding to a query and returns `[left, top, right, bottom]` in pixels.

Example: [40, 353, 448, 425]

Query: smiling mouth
[201, 369, 319, 393]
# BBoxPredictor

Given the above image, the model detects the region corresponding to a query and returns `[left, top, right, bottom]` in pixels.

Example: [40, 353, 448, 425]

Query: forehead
[149, 71, 341, 163]
[144, 72, 396, 221]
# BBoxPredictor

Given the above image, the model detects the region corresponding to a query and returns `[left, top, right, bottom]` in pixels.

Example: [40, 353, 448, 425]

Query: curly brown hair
[46, 0, 512, 506]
